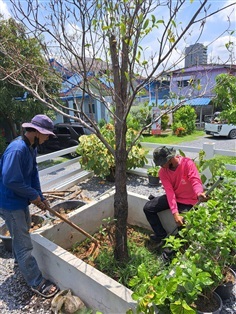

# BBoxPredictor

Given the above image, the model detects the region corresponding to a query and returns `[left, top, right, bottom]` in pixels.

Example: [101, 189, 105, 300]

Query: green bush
[161, 113, 169, 131]
[76, 123, 148, 178]
[129, 104, 151, 130]
[0, 134, 7, 154]
[130, 176, 236, 314]
[172, 105, 196, 136]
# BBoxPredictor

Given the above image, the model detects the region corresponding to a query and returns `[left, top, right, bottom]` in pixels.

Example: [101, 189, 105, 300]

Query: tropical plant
[147, 166, 160, 177]
[161, 113, 169, 131]
[129, 176, 236, 313]
[76, 123, 148, 179]
[213, 73, 236, 124]
[129, 103, 152, 131]
[0, 18, 60, 138]
[172, 105, 197, 136]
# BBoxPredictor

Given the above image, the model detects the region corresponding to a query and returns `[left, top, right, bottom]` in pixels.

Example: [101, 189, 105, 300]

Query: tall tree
[0, 0, 234, 261]
[0, 17, 61, 138]
[213, 73, 236, 124]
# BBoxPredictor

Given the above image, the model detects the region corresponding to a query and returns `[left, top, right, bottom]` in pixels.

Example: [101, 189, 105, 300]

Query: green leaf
[170, 300, 195, 313]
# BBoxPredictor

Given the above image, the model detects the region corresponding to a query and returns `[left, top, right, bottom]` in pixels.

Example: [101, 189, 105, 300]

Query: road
[180, 134, 235, 152]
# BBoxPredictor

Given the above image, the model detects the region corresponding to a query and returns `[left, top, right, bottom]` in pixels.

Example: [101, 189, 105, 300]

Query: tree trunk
[114, 145, 129, 262]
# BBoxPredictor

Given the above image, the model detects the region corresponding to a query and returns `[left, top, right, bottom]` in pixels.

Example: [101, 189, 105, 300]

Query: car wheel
[228, 129, 236, 139]
[37, 144, 45, 154]
[68, 141, 79, 158]
[70, 151, 79, 158]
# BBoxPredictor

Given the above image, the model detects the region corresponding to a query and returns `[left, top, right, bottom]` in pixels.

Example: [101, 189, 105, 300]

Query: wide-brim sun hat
[153, 146, 176, 166]
[22, 114, 56, 136]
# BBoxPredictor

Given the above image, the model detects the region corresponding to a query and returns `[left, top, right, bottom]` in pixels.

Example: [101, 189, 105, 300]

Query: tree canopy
[0, 17, 61, 138]
[213, 73, 236, 124]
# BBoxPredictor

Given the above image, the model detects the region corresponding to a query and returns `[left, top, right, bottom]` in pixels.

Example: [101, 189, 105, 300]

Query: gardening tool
[46, 205, 100, 256]
[161, 176, 224, 263]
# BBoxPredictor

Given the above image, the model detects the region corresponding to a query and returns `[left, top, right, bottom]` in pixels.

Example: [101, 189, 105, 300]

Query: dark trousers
[143, 194, 192, 237]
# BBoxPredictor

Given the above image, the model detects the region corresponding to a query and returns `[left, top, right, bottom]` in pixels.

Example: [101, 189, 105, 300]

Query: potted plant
[76, 123, 148, 181]
[147, 166, 160, 186]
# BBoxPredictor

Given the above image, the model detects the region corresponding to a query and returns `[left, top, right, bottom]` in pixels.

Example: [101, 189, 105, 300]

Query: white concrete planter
[31, 189, 177, 313]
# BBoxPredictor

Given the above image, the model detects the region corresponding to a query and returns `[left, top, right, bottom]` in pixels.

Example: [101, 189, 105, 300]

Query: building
[169, 64, 236, 124]
[50, 59, 111, 124]
[185, 43, 207, 68]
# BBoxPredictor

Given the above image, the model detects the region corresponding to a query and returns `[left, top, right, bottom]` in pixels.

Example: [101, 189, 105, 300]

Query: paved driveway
[180, 134, 235, 152]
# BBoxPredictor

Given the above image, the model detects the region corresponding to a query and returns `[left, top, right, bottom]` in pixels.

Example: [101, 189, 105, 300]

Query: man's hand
[31, 195, 47, 211]
[197, 192, 209, 203]
[42, 199, 50, 210]
[173, 213, 185, 226]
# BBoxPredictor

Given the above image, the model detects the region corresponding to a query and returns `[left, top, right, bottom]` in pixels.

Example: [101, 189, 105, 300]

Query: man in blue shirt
[0, 114, 59, 298]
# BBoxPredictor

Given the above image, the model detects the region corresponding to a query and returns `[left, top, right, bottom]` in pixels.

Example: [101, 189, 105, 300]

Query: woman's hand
[173, 212, 185, 226]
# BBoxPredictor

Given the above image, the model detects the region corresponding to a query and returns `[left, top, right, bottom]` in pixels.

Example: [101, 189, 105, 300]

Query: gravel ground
[0, 173, 236, 313]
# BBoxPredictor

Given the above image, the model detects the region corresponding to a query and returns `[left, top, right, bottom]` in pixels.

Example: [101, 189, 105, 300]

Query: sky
[0, 0, 235, 70]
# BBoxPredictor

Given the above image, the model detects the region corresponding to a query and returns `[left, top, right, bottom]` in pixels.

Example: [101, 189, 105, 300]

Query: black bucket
[215, 268, 236, 300]
[0, 215, 47, 252]
[0, 223, 12, 252]
[46, 200, 86, 219]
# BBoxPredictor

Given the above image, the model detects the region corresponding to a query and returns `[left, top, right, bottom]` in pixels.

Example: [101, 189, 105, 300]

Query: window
[57, 127, 70, 135]
[89, 103, 95, 113]
[177, 80, 189, 87]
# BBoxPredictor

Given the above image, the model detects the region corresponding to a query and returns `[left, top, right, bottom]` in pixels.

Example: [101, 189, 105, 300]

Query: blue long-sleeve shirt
[0, 137, 44, 210]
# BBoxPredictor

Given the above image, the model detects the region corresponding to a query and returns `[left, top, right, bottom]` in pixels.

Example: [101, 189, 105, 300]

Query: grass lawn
[38, 156, 69, 171]
[142, 130, 205, 144]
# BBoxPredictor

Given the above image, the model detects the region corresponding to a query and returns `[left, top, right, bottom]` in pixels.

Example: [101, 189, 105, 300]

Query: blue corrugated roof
[149, 97, 212, 107]
[184, 97, 212, 106]
[60, 73, 83, 93]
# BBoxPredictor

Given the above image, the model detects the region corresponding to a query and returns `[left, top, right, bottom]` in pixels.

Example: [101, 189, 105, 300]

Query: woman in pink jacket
[143, 146, 207, 244]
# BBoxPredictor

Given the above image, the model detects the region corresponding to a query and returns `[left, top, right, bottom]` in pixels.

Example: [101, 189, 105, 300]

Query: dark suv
[37, 122, 93, 155]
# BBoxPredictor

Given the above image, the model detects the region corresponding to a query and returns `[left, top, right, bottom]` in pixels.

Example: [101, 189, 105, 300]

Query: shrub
[161, 113, 169, 131]
[172, 105, 196, 135]
[0, 134, 7, 155]
[76, 123, 148, 178]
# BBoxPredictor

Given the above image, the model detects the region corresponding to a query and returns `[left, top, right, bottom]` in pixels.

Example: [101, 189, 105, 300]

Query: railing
[37, 143, 235, 191]
[37, 146, 93, 192]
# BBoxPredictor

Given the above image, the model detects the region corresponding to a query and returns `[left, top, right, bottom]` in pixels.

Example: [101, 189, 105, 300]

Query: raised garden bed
[30, 190, 176, 313]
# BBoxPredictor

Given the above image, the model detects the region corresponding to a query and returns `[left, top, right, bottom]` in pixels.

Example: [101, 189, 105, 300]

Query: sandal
[31, 279, 59, 298]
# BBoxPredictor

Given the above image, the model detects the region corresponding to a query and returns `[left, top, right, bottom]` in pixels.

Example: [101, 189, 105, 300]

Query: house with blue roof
[168, 64, 236, 124]
[49, 59, 112, 124]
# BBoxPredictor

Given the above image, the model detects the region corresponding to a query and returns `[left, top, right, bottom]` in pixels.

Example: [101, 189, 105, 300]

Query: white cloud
[218, 0, 236, 22]
[0, 0, 11, 18]
[206, 34, 236, 63]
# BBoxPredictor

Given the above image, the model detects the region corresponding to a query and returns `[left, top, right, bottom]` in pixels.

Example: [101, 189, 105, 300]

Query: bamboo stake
[45, 194, 66, 200]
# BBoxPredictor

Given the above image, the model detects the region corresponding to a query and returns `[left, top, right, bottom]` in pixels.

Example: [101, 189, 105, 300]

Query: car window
[83, 128, 93, 135]
[57, 127, 70, 134]
[72, 127, 84, 135]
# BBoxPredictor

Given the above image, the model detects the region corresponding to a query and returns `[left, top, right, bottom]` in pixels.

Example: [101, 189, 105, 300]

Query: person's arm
[31, 150, 45, 201]
[186, 159, 205, 199]
[159, 170, 178, 215]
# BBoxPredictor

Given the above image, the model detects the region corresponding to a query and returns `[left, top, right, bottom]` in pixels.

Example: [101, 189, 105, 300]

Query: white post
[202, 142, 215, 182]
